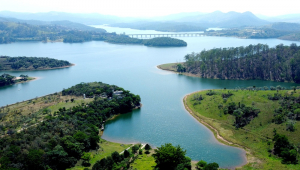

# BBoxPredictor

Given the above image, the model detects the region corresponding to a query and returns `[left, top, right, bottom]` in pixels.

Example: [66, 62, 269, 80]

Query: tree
[152, 143, 190, 170]
[145, 144, 151, 150]
[196, 160, 207, 170]
[124, 150, 130, 158]
[47, 145, 77, 170]
[92, 158, 107, 170]
[111, 151, 122, 163]
[131, 145, 139, 154]
[81, 152, 91, 167]
[203, 162, 219, 170]
[26, 149, 44, 170]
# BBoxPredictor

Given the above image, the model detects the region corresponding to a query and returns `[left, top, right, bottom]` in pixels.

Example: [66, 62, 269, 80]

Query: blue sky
[0, 0, 300, 17]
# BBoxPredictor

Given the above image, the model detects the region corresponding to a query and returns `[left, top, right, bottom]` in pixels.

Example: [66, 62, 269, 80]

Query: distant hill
[0, 11, 136, 25]
[177, 11, 269, 27]
[110, 21, 206, 32]
[266, 22, 300, 32]
[259, 13, 300, 23]
[150, 12, 207, 21]
[0, 16, 106, 32]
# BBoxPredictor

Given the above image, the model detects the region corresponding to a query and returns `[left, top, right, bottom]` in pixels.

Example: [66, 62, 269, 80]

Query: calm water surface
[0, 27, 299, 168]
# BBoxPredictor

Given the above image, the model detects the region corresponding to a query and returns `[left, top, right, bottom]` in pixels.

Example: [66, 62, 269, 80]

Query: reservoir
[0, 26, 298, 168]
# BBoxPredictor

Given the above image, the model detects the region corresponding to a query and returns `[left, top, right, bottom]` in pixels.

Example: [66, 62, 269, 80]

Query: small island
[0, 73, 35, 87]
[105, 36, 187, 47]
[0, 56, 73, 70]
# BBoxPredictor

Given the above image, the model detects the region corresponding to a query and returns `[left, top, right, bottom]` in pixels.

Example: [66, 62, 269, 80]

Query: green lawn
[130, 150, 156, 170]
[68, 139, 131, 170]
[185, 89, 300, 170]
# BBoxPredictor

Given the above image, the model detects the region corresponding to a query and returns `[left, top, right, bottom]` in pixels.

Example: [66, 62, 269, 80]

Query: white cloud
[0, 0, 300, 17]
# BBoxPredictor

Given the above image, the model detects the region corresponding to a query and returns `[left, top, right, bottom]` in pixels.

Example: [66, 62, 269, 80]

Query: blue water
[0, 28, 299, 168]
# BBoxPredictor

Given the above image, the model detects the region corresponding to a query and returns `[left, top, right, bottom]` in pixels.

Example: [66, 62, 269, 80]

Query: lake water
[0, 26, 299, 168]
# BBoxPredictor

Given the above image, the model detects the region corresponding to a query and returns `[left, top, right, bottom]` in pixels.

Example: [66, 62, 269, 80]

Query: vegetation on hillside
[0, 56, 72, 70]
[0, 21, 187, 46]
[0, 82, 141, 170]
[186, 88, 300, 169]
[183, 43, 300, 83]
[0, 21, 106, 43]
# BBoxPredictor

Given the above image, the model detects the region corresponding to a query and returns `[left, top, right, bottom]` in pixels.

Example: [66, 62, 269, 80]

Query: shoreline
[0, 63, 75, 72]
[157, 63, 297, 83]
[183, 90, 251, 169]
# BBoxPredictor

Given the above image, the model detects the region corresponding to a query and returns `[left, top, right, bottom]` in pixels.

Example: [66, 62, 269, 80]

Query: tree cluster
[273, 133, 298, 164]
[152, 143, 191, 170]
[0, 73, 15, 86]
[223, 101, 260, 128]
[183, 43, 300, 83]
[267, 91, 300, 131]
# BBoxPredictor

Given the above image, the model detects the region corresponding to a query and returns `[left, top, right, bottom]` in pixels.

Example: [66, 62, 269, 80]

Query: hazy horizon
[1, 0, 300, 18]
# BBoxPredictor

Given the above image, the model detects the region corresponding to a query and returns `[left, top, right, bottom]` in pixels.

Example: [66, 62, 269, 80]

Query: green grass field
[157, 63, 177, 72]
[68, 139, 131, 170]
[185, 89, 300, 170]
[130, 150, 156, 170]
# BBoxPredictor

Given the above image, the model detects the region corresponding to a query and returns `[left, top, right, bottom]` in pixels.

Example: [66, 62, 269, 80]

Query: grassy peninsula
[0, 56, 73, 70]
[0, 73, 35, 87]
[184, 88, 300, 169]
[0, 82, 141, 170]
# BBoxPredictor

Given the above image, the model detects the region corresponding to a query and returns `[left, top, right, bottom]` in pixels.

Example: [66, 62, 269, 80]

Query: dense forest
[144, 37, 187, 47]
[182, 43, 300, 83]
[0, 56, 72, 70]
[0, 82, 141, 170]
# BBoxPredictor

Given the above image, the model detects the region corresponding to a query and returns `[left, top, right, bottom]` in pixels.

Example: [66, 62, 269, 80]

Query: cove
[0, 27, 299, 168]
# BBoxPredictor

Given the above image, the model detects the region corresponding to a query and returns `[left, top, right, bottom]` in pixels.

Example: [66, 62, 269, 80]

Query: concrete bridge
[126, 33, 204, 38]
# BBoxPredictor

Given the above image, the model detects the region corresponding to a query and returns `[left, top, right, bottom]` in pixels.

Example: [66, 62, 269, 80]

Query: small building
[113, 90, 123, 96]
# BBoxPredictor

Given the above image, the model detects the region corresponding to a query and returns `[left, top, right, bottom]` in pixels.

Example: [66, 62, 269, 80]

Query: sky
[0, 0, 300, 17]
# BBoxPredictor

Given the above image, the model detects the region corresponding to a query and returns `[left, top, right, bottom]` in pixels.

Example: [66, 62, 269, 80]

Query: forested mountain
[182, 43, 300, 83]
[0, 21, 106, 44]
[0, 82, 141, 170]
[0, 56, 72, 70]
[0, 17, 106, 32]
